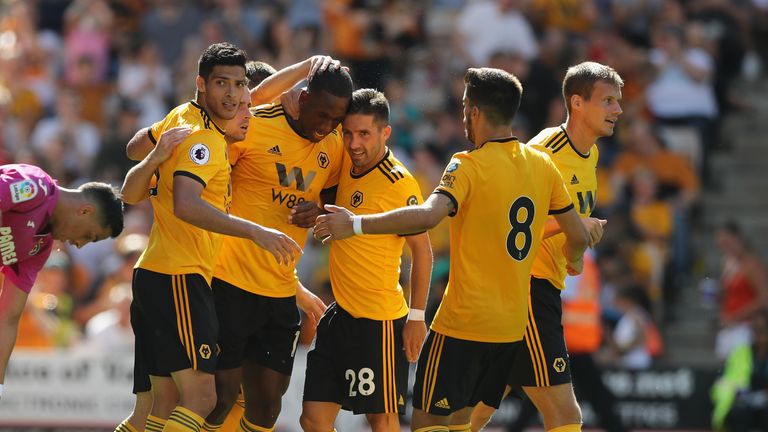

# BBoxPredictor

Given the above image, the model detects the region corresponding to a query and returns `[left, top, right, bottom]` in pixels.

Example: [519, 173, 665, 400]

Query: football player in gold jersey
[470, 62, 624, 432]
[300, 89, 432, 432]
[120, 44, 301, 432]
[206, 65, 352, 432]
[314, 68, 589, 432]
[121, 56, 333, 432]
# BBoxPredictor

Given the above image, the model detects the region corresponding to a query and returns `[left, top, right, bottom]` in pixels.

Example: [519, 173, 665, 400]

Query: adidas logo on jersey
[570, 174, 579, 185]
[268, 145, 282, 156]
[434, 398, 450, 409]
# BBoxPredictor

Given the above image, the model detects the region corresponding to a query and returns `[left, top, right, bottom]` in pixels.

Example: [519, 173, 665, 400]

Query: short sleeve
[545, 157, 574, 215]
[0, 168, 55, 213]
[391, 175, 425, 236]
[147, 119, 164, 145]
[433, 152, 474, 217]
[171, 131, 225, 187]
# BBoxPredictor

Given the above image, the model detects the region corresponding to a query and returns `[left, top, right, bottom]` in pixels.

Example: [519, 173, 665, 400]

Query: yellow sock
[202, 421, 223, 432]
[116, 420, 139, 432]
[235, 416, 273, 432]
[146, 415, 167, 432]
[414, 427, 450, 432]
[448, 423, 471, 432]
[548, 425, 582, 432]
[163, 407, 204, 432]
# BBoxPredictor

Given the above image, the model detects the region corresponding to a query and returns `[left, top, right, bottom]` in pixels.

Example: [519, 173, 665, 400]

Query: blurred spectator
[93, 98, 144, 184]
[29, 88, 101, 182]
[16, 251, 79, 349]
[139, 0, 202, 66]
[322, 0, 390, 89]
[605, 285, 655, 370]
[80, 282, 134, 353]
[212, 0, 265, 54]
[63, 0, 113, 85]
[711, 312, 768, 432]
[645, 24, 717, 177]
[117, 39, 173, 127]
[612, 119, 700, 209]
[715, 221, 768, 360]
[455, 0, 538, 66]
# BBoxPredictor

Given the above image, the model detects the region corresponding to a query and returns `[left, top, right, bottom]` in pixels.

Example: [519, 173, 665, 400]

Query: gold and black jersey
[214, 103, 344, 297]
[136, 101, 231, 282]
[528, 125, 599, 290]
[431, 138, 573, 343]
[330, 149, 423, 321]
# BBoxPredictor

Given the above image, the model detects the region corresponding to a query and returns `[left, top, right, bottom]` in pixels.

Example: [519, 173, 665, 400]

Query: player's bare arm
[542, 217, 607, 248]
[126, 127, 155, 161]
[313, 193, 454, 242]
[552, 208, 590, 275]
[121, 127, 191, 204]
[173, 175, 302, 265]
[403, 232, 432, 363]
[251, 55, 340, 106]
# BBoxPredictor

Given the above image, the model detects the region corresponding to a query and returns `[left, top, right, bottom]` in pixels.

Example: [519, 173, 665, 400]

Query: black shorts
[412, 331, 521, 415]
[213, 277, 301, 375]
[508, 277, 572, 389]
[303, 303, 408, 414]
[130, 299, 151, 394]
[131, 268, 219, 376]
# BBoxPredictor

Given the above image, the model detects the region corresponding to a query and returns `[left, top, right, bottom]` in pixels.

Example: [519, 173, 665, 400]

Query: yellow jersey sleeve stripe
[148, 129, 157, 145]
[174, 170, 207, 188]
[376, 164, 397, 183]
[253, 110, 285, 119]
[543, 131, 566, 148]
[432, 190, 458, 217]
[381, 159, 405, 179]
[548, 202, 575, 215]
[253, 104, 284, 114]
[551, 137, 571, 153]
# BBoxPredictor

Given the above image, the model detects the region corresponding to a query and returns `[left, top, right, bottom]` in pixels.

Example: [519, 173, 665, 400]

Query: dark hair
[347, 88, 389, 125]
[463, 67, 523, 126]
[563, 62, 624, 114]
[79, 182, 124, 238]
[307, 66, 354, 99]
[617, 285, 652, 313]
[197, 43, 247, 80]
[245, 61, 277, 89]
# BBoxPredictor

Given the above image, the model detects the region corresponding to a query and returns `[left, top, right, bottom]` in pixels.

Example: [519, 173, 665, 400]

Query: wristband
[352, 216, 364, 235]
[408, 308, 425, 321]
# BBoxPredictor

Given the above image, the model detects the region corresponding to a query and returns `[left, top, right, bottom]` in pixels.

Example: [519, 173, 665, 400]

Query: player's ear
[195, 75, 206, 94]
[570, 94, 582, 112]
[381, 124, 392, 141]
[78, 204, 95, 216]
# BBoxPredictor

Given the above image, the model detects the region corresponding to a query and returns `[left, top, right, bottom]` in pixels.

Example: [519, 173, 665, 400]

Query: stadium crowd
[1, 1, 767, 429]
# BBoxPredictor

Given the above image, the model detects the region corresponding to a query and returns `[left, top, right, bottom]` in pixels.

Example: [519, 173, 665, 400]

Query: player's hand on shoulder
[149, 126, 191, 164]
[313, 204, 355, 244]
[582, 217, 607, 248]
[403, 319, 427, 363]
[251, 225, 303, 265]
[289, 200, 323, 228]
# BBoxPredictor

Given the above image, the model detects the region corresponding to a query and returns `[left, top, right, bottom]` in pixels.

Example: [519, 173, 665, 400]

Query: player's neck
[475, 125, 514, 148]
[194, 97, 227, 133]
[564, 117, 596, 154]
[50, 188, 76, 229]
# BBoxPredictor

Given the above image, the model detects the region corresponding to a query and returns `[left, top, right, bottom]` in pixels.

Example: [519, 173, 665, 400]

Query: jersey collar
[560, 125, 591, 159]
[190, 100, 226, 136]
